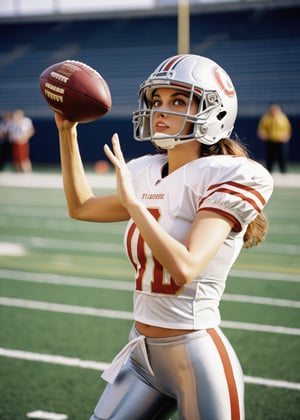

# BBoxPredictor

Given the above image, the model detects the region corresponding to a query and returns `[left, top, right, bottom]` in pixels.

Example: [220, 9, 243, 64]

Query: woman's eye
[152, 100, 161, 108]
[151, 96, 187, 108]
[174, 98, 186, 106]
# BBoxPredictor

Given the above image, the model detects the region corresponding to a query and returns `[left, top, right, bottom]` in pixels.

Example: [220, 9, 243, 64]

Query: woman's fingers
[111, 133, 126, 164]
[104, 133, 136, 208]
[104, 133, 125, 169]
[103, 143, 113, 161]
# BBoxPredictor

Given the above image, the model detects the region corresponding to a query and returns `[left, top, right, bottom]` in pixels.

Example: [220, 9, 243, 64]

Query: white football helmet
[132, 54, 238, 148]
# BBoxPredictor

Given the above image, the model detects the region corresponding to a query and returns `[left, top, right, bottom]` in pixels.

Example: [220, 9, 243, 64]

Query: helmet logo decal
[213, 66, 235, 97]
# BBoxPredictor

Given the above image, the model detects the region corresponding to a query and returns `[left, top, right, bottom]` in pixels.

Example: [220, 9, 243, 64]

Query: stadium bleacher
[0, 6, 299, 118]
[0, 5, 299, 163]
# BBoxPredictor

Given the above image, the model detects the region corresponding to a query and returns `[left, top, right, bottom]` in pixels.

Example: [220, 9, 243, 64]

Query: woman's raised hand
[104, 133, 138, 210]
[54, 112, 78, 130]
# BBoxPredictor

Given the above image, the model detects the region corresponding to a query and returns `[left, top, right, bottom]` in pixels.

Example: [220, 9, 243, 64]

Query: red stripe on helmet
[163, 55, 187, 71]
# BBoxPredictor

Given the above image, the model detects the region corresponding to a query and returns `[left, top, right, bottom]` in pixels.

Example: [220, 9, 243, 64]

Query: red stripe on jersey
[201, 187, 261, 213]
[126, 222, 137, 271]
[208, 181, 266, 206]
[199, 182, 264, 213]
[208, 328, 241, 420]
[126, 220, 146, 291]
[136, 233, 146, 291]
[198, 207, 242, 232]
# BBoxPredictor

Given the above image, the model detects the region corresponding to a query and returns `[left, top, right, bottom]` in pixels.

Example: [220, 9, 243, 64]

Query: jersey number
[126, 208, 181, 295]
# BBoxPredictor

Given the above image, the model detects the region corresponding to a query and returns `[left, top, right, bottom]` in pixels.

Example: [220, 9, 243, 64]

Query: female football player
[54, 54, 273, 420]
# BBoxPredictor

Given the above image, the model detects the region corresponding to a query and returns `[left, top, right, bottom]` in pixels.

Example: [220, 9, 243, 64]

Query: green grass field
[0, 172, 299, 419]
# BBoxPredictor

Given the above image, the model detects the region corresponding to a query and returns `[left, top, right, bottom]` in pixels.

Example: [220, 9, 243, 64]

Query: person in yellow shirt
[257, 103, 292, 173]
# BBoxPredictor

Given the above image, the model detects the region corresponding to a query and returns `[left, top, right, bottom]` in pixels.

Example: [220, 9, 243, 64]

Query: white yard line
[0, 347, 299, 391]
[230, 269, 299, 282]
[249, 242, 300, 256]
[222, 293, 300, 308]
[0, 237, 124, 254]
[1, 233, 300, 256]
[0, 269, 133, 290]
[27, 410, 68, 420]
[0, 269, 299, 304]
[1, 297, 299, 336]
[0, 347, 109, 371]
[0, 172, 116, 189]
[0, 297, 133, 320]
[0, 242, 27, 256]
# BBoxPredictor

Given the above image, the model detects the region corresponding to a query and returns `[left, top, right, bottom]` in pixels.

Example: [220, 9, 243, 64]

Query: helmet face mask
[132, 54, 238, 148]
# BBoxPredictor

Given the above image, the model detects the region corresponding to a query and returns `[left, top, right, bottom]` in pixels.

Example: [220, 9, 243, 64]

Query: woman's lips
[155, 121, 169, 130]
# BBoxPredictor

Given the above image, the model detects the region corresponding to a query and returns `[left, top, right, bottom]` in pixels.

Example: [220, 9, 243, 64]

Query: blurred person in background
[0, 111, 13, 171]
[10, 109, 35, 172]
[257, 103, 292, 173]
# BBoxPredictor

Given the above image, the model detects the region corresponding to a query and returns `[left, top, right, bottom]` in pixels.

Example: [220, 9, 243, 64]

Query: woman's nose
[155, 105, 168, 116]
[159, 110, 167, 117]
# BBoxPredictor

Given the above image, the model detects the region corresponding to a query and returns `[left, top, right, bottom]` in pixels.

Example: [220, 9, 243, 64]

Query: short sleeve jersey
[125, 153, 273, 330]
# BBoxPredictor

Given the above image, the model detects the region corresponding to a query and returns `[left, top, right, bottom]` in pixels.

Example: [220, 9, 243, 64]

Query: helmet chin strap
[152, 132, 203, 149]
[152, 132, 176, 149]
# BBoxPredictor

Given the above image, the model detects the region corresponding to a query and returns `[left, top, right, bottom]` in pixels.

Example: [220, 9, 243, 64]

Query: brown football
[39, 60, 112, 123]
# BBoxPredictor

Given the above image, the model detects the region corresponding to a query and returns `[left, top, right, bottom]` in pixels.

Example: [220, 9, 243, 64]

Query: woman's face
[150, 88, 198, 137]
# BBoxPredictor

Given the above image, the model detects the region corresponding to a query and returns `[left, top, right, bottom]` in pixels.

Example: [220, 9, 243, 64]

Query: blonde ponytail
[243, 212, 269, 248]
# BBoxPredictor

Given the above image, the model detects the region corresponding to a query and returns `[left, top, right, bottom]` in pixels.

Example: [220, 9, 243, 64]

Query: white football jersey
[124, 153, 273, 330]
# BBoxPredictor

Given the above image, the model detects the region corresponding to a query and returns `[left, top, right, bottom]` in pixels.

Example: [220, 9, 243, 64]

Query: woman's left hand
[104, 133, 138, 209]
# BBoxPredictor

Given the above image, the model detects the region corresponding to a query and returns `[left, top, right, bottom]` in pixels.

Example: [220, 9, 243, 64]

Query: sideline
[0, 171, 299, 189]
[0, 347, 299, 391]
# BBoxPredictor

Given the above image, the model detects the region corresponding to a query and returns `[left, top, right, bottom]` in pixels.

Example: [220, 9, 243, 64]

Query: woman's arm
[55, 113, 130, 222]
[127, 203, 233, 286]
[105, 134, 234, 285]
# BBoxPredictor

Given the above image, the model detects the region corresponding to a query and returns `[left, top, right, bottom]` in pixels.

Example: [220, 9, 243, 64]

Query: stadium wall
[30, 115, 299, 166]
[1, 3, 299, 165]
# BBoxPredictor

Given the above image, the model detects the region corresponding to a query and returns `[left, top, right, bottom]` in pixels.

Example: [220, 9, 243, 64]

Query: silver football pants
[90, 324, 244, 420]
